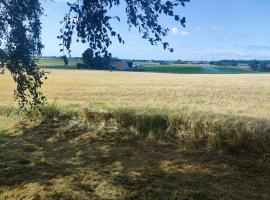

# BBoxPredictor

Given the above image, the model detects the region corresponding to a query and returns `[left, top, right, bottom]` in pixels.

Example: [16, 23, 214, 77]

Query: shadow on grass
[0, 120, 269, 200]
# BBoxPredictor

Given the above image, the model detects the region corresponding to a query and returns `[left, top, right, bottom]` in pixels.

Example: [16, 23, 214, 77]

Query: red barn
[111, 61, 130, 71]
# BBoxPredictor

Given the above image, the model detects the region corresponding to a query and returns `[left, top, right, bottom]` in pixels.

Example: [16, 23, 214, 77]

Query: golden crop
[1, 69, 270, 120]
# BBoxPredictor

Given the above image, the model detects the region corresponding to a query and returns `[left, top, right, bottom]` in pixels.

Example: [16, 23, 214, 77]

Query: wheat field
[1, 69, 270, 120]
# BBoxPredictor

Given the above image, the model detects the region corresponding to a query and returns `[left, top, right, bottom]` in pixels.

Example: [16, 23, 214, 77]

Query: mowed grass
[0, 118, 269, 200]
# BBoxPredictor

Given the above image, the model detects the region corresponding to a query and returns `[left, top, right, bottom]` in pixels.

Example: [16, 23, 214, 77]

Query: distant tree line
[249, 60, 270, 71]
[210, 60, 239, 66]
[210, 60, 270, 71]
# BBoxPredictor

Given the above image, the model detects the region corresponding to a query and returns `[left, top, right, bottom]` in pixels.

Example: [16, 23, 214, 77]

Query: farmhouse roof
[111, 61, 129, 70]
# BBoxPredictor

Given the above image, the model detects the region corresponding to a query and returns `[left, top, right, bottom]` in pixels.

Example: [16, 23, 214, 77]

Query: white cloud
[171, 27, 191, 36]
[213, 25, 224, 31]
[171, 27, 179, 35]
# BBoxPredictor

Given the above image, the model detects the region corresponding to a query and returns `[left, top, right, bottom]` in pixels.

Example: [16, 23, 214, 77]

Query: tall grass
[0, 106, 20, 117]
[112, 108, 269, 155]
[22, 104, 270, 156]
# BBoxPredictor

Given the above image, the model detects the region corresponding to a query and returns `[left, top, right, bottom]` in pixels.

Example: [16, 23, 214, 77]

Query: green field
[134, 62, 253, 74]
[141, 66, 251, 74]
[38, 58, 82, 69]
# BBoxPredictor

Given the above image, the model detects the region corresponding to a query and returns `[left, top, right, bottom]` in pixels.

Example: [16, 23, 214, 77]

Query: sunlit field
[1, 69, 270, 120]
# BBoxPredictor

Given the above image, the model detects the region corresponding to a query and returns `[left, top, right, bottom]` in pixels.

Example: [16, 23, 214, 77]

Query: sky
[41, 0, 270, 61]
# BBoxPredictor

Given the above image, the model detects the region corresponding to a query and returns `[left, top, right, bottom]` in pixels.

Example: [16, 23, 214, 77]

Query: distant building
[111, 61, 130, 71]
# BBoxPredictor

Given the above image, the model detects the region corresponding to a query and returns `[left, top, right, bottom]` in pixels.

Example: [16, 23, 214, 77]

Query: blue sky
[42, 0, 270, 60]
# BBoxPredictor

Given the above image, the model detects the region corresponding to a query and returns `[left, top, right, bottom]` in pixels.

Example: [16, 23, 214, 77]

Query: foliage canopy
[0, 0, 46, 108]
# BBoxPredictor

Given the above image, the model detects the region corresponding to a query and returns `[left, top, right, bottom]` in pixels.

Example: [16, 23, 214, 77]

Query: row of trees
[210, 60, 238, 66]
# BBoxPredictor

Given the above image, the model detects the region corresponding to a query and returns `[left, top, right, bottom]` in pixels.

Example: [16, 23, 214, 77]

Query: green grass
[0, 110, 269, 199]
[136, 63, 252, 74]
[135, 62, 199, 68]
[38, 58, 82, 69]
[134, 61, 257, 74]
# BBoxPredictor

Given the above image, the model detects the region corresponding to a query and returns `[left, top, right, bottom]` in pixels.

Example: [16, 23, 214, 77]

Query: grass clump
[0, 106, 20, 117]
[114, 109, 170, 139]
[24, 104, 79, 123]
[166, 113, 269, 155]
[82, 108, 113, 124]
[80, 107, 270, 156]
